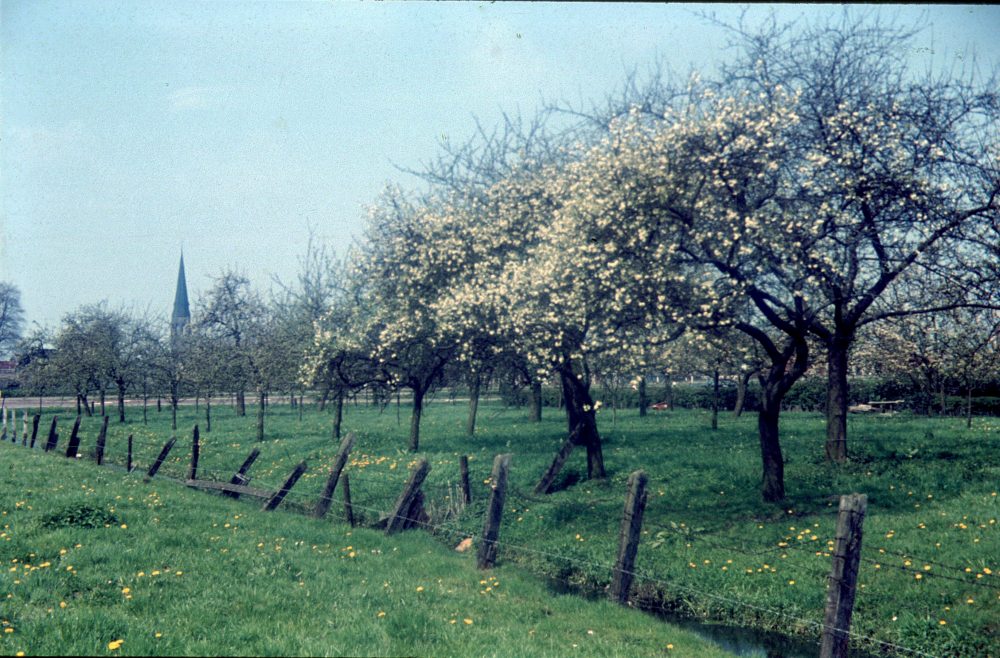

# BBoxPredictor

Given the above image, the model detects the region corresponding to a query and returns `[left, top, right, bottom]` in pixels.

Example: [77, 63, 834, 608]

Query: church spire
[171, 251, 190, 344]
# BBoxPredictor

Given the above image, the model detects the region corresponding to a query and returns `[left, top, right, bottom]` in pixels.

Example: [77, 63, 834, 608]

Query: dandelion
[464, 619, 473, 625]
[378, 612, 386, 617]
[108, 640, 123, 650]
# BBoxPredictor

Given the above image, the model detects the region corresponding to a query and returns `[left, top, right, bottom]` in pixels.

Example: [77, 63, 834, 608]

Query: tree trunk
[940, 379, 946, 416]
[236, 389, 246, 417]
[467, 373, 480, 436]
[825, 337, 850, 463]
[925, 372, 935, 418]
[638, 376, 647, 418]
[409, 385, 425, 453]
[257, 390, 265, 442]
[157, 396, 161, 412]
[758, 396, 786, 503]
[711, 369, 719, 430]
[733, 369, 753, 418]
[333, 390, 344, 440]
[171, 396, 178, 431]
[529, 379, 542, 423]
[205, 395, 211, 433]
[967, 387, 973, 429]
[561, 372, 606, 480]
[117, 384, 127, 423]
[666, 379, 674, 411]
[317, 385, 329, 412]
[100, 389, 106, 417]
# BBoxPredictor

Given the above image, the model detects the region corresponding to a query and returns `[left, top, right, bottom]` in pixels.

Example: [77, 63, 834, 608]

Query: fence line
[3, 417, 988, 658]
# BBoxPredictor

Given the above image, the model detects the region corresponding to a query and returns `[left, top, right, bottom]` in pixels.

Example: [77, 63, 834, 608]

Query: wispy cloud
[166, 85, 230, 111]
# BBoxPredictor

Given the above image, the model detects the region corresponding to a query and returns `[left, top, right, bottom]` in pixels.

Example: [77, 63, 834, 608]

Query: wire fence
[5, 414, 996, 658]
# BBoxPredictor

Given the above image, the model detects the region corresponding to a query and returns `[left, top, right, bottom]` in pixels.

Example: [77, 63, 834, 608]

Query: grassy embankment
[2, 397, 998, 657]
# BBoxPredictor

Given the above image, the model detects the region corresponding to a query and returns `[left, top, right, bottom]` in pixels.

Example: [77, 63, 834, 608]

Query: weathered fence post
[65, 416, 83, 458]
[342, 473, 354, 527]
[21, 410, 28, 445]
[144, 436, 177, 483]
[385, 457, 431, 536]
[477, 453, 513, 570]
[609, 470, 649, 605]
[261, 460, 308, 512]
[225, 448, 261, 499]
[94, 415, 109, 465]
[29, 414, 40, 448]
[188, 425, 200, 481]
[313, 432, 356, 519]
[459, 455, 471, 505]
[820, 493, 868, 658]
[44, 416, 59, 452]
[126, 434, 133, 472]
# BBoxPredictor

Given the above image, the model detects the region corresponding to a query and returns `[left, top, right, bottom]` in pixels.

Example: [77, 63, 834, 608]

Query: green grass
[0, 439, 733, 657]
[4, 397, 999, 656]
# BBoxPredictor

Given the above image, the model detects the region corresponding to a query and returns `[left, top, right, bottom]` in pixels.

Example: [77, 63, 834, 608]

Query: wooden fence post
[225, 448, 261, 499]
[477, 453, 513, 570]
[29, 414, 40, 448]
[126, 434, 133, 472]
[459, 455, 471, 505]
[820, 493, 868, 658]
[188, 425, 200, 481]
[94, 415, 109, 465]
[313, 432, 356, 519]
[342, 473, 354, 527]
[609, 470, 649, 605]
[21, 410, 28, 445]
[144, 436, 177, 483]
[44, 416, 59, 452]
[385, 457, 431, 536]
[261, 460, 308, 511]
[65, 415, 83, 458]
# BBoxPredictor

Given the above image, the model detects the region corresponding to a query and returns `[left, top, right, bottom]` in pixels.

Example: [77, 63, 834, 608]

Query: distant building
[170, 252, 191, 348]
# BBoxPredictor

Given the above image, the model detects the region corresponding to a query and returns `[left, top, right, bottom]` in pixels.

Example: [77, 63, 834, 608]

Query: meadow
[2, 394, 998, 657]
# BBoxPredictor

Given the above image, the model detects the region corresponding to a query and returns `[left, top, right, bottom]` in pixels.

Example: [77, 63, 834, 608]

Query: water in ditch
[544, 577, 884, 658]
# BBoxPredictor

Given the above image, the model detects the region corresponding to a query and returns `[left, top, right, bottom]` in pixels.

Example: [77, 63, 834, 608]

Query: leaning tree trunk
[638, 376, 648, 418]
[409, 384, 425, 453]
[317, 384, 330, 413]
[825, 337, 850, 463]
[467, 373, 480, 436]
[733, 369, 753, 419]
[529, 380, 542, 423]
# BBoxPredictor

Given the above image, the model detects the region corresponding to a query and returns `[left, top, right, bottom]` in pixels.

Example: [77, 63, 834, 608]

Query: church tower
[171, 252, 191, 347]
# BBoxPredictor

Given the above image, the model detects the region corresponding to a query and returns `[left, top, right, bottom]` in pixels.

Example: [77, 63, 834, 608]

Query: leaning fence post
[313, 432, 356, 519]
[477, 453, 513, 570]
[65, 415, 83, 458]
[385, 457, 431, 536]
[261, 460, 308, 511]
[225, 448, 261, 499]
[94, 415, 109, 465]
[30, 414, 40, 448]
[188, 425, 200, 481]
[342, 473, 354, 527]
[820, 493, 868, 658]
[609, 470, 649, 605]
[44, 416, 59, 452]
[144, 436, 177, 483]
[459, 455, 471, 505]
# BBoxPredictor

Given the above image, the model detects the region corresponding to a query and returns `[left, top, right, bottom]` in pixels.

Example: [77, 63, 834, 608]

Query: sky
[3, 2, 999, 333]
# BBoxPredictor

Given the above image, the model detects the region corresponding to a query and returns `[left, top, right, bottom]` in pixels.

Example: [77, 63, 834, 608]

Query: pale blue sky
[3, 2, 998, 331]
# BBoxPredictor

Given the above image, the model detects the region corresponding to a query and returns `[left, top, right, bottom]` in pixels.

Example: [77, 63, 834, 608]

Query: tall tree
[0, 283, 25, 356]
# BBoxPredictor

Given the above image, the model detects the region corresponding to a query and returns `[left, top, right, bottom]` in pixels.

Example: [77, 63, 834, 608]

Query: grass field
[2, 396, 998, 657]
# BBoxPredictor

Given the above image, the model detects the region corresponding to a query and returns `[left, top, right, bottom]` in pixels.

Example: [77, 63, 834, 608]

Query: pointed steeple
[171, 251, 190, 344]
